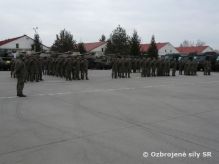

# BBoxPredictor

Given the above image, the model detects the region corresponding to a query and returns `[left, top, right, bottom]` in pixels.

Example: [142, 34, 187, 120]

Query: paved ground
[0, 70, 219, 164]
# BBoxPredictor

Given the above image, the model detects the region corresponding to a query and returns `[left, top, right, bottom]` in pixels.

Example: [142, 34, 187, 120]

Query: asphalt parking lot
[0, 70, 219, 164]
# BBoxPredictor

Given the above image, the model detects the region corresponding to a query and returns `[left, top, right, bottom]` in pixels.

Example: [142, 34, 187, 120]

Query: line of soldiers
[43, 56, 89, 80]
[130, 58, 141, 73]
[112, 58, 132, 79]
[179, 59, 211, 76]
[178, 60, 198, 76]
[112, 57, 212, 78]
[111, 58, 177, 78]
[203, 60, 211, 75]
[11, 56, 43, 82]
[11, 55, 89, 81]
[140, 58, 177, 77]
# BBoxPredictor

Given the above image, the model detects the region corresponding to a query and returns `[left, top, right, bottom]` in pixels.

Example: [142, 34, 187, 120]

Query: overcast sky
[1, 0, 219, 49]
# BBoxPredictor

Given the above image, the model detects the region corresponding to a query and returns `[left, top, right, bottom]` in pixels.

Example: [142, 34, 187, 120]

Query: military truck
[215, 56, 219, 71]
[93, 56, 111, 70]
[196, 52, 219, 71]
[86, 55, 111, 70]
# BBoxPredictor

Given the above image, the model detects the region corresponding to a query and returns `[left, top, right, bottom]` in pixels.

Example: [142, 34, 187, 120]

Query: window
[16, 43, 19, 49]
[102, 48, 104, 52]
[31, 44, 34, 50]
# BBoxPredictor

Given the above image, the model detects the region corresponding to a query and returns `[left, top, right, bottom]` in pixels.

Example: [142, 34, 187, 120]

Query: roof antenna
[33, 27, 38, 34]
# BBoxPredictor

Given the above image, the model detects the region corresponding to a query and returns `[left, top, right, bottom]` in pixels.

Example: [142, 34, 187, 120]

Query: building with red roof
[0, 36, 24, 47]
[81, 41, 178, 57]
[176, 46, 213, 55]
[83, 41, 107, 56]
[140, 42, 179, 56]
[0, 35, 49, 53]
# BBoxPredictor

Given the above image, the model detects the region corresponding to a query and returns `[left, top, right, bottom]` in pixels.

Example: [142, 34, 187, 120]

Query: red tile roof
[84, 42, 107, 52]
[0, 35, 50, 48]
[176, 46, 209, 55]
[140, 43, 168, 52]
[0, 35, 25, 46]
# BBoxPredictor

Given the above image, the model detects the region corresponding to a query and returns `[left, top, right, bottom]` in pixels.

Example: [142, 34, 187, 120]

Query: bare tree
[180, 40, 194, 47]
[196, 40, 206, 46]
[180, 40, 206, 47]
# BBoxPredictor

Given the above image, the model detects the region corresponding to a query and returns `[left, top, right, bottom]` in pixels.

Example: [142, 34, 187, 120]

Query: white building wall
[158, 43, 179, 56]
[90, 43, 107, 56]
[0, 36, 49, 51]
[202, 47, 214, 53]
[90, 43, 107, 53]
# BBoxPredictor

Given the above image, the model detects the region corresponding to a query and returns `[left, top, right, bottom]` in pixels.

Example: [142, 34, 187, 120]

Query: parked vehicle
[85, 55, 111, 70]
[93, 56, 111, 70]
[0, 57, 13, 71]
[0, 57, 4, 70]
[164, 53, 181, 61]
[215, 56, 219, 71]
[196, 52, 219, 71]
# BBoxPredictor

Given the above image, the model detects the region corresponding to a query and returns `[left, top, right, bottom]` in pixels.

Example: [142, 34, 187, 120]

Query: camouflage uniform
[178, 60, 184, 75]
[10, 59, 16, 78]
[15, 55, 26, 97]
[147, 58, 150, 77]
[112, 58, 118, 79]
[151, 58, 156, 77]
[141, 59, 147, 77]
[76, 58, 81, 80]
[156, 59, 162, 76]
[72, 58, 77, 80]
[132, 59, 137, 73]
[171, 60, 177, 76]
[127, 58, 131, 78]
[204, 60, 211, 75]
[82, 58, 89, 80]
[65, 58, 72, 80]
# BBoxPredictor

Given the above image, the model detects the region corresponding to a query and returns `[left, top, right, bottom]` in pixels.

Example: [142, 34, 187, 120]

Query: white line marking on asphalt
[0, 96, 17, 99]
[1, 80, 219, 100]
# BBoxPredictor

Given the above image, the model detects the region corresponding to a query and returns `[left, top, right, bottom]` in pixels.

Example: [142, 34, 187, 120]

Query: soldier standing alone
[14, 53, 27, 97]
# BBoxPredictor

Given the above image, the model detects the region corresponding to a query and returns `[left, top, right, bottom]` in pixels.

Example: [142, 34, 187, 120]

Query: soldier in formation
[203, 58, 211, 75]
[11, 54, 89, 82]
[131, 58, 141, 73]
[112, 57, 181, 78]
[111, 57, 131, 79]
[140, 58, 173, 77]
[112, 56, 211, 79]
[171, 59, 177, 76]
[11, 54, 44, 82]
[42, 56, 89, 80]
[10, 59, 16, 78]
[183, 58, 198, 76]
[178, 59, 184, 75]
